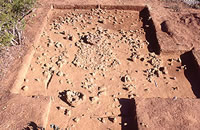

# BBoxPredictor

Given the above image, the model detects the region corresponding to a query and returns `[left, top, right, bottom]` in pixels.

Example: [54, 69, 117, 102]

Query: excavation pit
[13, 6, 198, 129]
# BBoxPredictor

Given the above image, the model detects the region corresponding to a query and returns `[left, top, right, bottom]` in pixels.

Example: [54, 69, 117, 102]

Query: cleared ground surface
[15, 8, 196, 129]
[136, 98, 200, 130]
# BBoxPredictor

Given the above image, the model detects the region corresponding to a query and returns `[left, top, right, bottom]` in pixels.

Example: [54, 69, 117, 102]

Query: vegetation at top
[0, 0, 36, 47]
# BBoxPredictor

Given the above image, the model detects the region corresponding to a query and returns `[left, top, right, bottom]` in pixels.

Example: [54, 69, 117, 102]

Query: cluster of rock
[58, 90, 85, 107]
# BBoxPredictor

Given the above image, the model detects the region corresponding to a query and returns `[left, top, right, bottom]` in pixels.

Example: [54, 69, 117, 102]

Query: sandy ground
[8, 8, 196, 129]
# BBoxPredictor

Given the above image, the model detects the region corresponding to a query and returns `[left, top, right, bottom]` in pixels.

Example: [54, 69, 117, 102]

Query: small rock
[128, 94, 136, 98]
[64, 109, 71, 116]
[57, 71, 63, 76]
[24, 79, 29, 82]
[108, 117, 116, 123]
[97, 91, 106, 96]
[121, 75, 131, 82]
[89, 96, 99, 103]
[34, 78, 40, 82]
[97, 118, 105, 123]
[98, 19, 104, 23]
[140, 57, 145, 62]
[60, 31, 65, 35]
[21, 86, 28, 91]
[173, 96, 177, 100]
[170, 77, 176, 80]
[59, 80, 63, 84]
[181, 65, 187, 70]
[30, 67, 35, 71]
[177, 58, 181, 63]
[73, 117, 80, 123]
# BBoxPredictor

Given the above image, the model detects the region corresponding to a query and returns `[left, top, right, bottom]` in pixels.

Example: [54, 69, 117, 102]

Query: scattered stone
[172, 86, 178, 90]
[108, 117, 116, 123]
[59, 80, 63, 84]
[173, 96, 177, 100]
[124, 122, 128, 126]
[98, 19, 104, 23]
[57, 71, 63, 76]
[56, 106, 60, 110]
[64, 109, 71, 116]
[58, 90, 85, 107]
[34, 78, 40, 82]
[55, 42, 63, 48]
[66, 79, 71, 84]
[97, 118, 105, 123]
[73, 117, 80, 123]
[170, 77, 176, 80]
[181, 65, 187, 70]
[121, 75, 131, 82]
[21, 86, 28, 91]
[60, 31, 65, 35]
[128, 94, 136, 99]
[97, 90, 106, 96]
[140, 57, 145, 62]
[177, 58, 181, 63]
[24, 79, 29, 82]
[89, 96, 99, 103]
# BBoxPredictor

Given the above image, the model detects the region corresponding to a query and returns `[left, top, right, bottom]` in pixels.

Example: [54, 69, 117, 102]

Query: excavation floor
[19, 9, 195, 129]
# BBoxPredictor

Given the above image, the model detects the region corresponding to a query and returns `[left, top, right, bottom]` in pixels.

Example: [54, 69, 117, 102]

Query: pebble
[89, 96, 99, 103]
[35, 78, 40, 82]
[30, 67, 35, 71]
[177, 58, 181, 63]
[64, 109, 71, 116]
[60, 31, 65, 35]
[73, 117, 80, 123]
[128, 94, 136, 98]
[123, 122, 127, 126]
[181, 65, 187, 70]
[97, 118, 105, 123]
[108, 117, 116, 123]
[57, 71, 63, 76]
[97, 91, 106, 96]
[21, 86, 28, 91]
[121, 75, 131, 82]
[170, 77, 176, 80]
[24, 79, 29, 82]
[55, 42, 63, 48]
[173, 96, 177, 100]
[59, 80, 63, 84]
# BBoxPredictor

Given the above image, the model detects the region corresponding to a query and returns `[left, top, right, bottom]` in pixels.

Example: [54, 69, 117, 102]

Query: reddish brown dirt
[10, 8, 197, 129]
[136, 98, 200, 130]
[0, 0, 200, 130]
[0, 95, 51, 130]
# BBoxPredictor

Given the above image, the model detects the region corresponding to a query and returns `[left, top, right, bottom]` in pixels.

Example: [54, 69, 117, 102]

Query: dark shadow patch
[180, 51, 200, 98]
[139, 7, 161, 55]
[119, 98, 138, 130]
[58, 90, 74, 107]
[161, 21, 173, 36]
[23, 121, 44, 130]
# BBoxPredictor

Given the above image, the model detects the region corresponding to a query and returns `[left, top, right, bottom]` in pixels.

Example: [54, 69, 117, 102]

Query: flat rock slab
[135, 98, 200, 130]
[0, 94, 51, 130]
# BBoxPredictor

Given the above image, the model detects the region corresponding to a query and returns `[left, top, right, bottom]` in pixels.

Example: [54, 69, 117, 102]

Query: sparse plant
[0, 0, 36, 47]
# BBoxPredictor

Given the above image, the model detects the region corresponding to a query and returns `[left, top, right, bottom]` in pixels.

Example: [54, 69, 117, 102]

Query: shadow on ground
[119, 98, 138, 130]
[181, 51, 200, 98]
[23, 121, 42, 130]
[139, 7, 161, 55]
